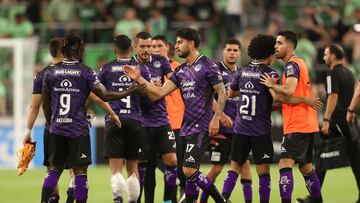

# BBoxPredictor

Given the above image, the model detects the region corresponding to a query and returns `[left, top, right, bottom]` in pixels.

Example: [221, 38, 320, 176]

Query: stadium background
[0, 0, 359, 202]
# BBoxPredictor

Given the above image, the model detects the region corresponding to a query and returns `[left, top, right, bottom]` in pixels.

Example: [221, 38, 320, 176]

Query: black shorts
[43, 128, 51, 166]
[139, 124, 176, 161]
[103, 119, 142, 160]
[231, 134, 274, 165]
[175, 129, 187, 168]
[280, 133, 315, 165]
[49, 133, 92, 168]
[183, 132, 211, 169]
[210, 133, 233, 165]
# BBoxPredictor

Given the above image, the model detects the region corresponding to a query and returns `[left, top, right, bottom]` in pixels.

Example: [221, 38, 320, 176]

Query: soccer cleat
[296, 196, 311, 203]
[17, 142, 36, 176]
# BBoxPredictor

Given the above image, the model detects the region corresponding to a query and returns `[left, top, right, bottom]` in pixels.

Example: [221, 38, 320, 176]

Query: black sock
[205, 184, 227, 203]
[186, 195, 198, 203]
[281, 200, 291, 203]
[222, 192, 230, 201]
[41, 187, 54, 203]
[49, 194, 60, 203]
[66, 188, 75, 203]
[315, 170, 326, 188]
[144, 165, 156, 203]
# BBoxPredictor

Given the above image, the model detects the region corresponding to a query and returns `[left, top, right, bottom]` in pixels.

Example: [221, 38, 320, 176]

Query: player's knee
[229, 161, 242, 174]
[182, 166, 197, 178]
[110, 172, 127, 197]
[279, 158, 294, 169]
[210, 164, 224, 176]
[162, 153, 177, 166]
[299, 163, 313, 175]
[49, 165, 64, 174]
[72, 165, 88, 175]
[127, 173, 140, 201]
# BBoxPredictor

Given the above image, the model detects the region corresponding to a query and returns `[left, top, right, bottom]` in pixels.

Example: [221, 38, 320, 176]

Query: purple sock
[200, 190, 210, 202]
[192, 171, 213, 191]
[138, 163, 146, 189]
[164, 166, 177, 186]
[74, 175, 88, 202]
[259, 174, 271, 202]
[279, 168, 293, 202]
[185, 180, 199, 196]
[222, 170, 239, 199]
[241, 179, 252, 202]
[43, 170, 60, 190]
[303, 170, 322, 200]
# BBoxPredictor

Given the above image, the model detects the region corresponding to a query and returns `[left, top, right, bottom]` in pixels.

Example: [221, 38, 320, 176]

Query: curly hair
[247, 34, 276, 60]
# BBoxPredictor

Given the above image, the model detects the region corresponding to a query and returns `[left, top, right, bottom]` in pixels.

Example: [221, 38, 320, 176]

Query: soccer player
[40, 33, 143, 203]
[24, 37, 122, 203]
[297, 44, 360, 203]
[151, 35, 186, 202]
[133, 31, 178, 203]
[200, 38, 253, 203]
[260, 30, 323, 203]
[97, 34, 144, 203]
[218, 34, 278, 203]
[125, 27, 230, 203]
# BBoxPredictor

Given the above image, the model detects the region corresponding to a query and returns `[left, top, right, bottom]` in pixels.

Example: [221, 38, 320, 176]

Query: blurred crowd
[0, 0, 360, 117]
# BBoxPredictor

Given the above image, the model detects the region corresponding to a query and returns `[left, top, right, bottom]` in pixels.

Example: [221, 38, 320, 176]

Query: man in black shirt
[298, 44, 360, 203]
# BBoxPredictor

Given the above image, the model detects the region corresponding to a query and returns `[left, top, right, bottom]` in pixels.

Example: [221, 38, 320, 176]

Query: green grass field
[1, 165, 357, 203]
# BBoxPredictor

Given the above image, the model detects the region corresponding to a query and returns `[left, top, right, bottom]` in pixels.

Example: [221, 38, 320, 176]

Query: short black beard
[179, 50, 190, 58]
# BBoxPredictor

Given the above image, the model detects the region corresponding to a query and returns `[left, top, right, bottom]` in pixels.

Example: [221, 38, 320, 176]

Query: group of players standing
[23, 26, 360, 203]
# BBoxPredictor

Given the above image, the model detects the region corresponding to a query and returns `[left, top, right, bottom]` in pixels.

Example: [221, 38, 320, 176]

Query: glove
[17, 142, 36, 176]
[209, 134, 227, 146]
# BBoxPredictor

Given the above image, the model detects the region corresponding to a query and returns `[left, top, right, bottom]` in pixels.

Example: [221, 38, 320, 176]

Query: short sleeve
[97, 65, 106, 84]
[326, 70, 339, 94]
[87, 69, 101, 89]
[169, 70, 180, 87]
[230, 72, 240, 91]
[42, 69, 52, 91]
[284, 62, 300, 80]
[206, 63, 223, 86]
[32, 72, 43, 94]
[161, 58, 173, 76]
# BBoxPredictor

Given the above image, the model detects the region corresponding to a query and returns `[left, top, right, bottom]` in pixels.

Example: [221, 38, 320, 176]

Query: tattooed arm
[209, 82, 227, 136]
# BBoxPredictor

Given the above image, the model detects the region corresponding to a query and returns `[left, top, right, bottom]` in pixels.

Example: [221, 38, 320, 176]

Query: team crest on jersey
[153, 61, 161, 68]
[119, 75, 131, 83]
[194, 64, 201, 72]
[245, 81, 254, 89]
[60, 79, 72, 87]
[286, 65, 294, 76]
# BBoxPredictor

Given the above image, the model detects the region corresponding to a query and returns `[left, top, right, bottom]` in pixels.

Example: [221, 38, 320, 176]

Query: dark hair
[152, 34, 168, 44]
[49, 37, 62, 57]
[135, 31, 152, 40]
[248, 34, 276, 60]
[224, 38, 241, 49]
[114, 34, 132, 52]
[327, 44, 344, 60]
[62, 33, 84, 60]
[277, 30, 298, 48]
[175, 27, 200, 48]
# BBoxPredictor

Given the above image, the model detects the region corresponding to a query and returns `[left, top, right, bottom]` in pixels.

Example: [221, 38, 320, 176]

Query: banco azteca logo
[60, 79, 72, 87]
[119, 75, 131, 83]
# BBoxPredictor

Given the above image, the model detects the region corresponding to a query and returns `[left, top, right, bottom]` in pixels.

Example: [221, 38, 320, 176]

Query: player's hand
[124, 65, 141, 81]
[304, 97, 323, 110]
[111, 114, 122, 128]
[209, 116, 220, 136]
[220, 113, 233, 128]
[260, 73, 276, 88]
[22, 129, 32, 145]
[347, 111, 356, 124]
[321, 121, 329, 135]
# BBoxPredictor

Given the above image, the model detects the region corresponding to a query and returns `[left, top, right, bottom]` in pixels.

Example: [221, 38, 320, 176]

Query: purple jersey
[217, 61, 239, 134]
[43, 60, 100, 137]
[230, 62, 279, 136]
[170, 55, 223, 136]
[33, 65, 53, 129]
[133, 54, 172, 127]
[98, 58, 142, 121]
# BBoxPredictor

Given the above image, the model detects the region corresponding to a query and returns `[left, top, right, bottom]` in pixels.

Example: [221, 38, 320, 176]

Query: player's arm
[269, 89, 323, 110]
[124, 65, 177, 101]
[212, 99, 233, 129]
[91, 82, 144, 102]
[87, 92, 122, 128]
[261, 73, 298, 97]
[347, 82, 360, 123]
[209, 82, 227, 136]
[227, 88, 240, 98]
[42, 88, 52, 126]
[23, 94, 42, 144]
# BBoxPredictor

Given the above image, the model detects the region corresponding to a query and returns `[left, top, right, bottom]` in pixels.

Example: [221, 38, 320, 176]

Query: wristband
[24, 128, 31, 136]
[348, 108, 355, 113]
